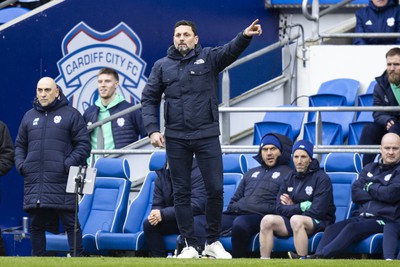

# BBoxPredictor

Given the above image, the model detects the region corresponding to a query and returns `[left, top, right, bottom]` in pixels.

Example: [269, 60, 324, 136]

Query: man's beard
[177, 45, 190, 56]
[388, 71, 400, 85]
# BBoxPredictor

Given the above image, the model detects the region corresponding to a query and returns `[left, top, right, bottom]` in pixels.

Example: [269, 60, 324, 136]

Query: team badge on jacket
[305, 186, 313, 196]
[117, 117, 125, 127]
[54, 116, 62, 124]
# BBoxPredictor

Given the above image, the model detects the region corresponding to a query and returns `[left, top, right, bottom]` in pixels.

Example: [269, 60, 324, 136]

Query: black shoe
[307, 254, 322, 259]
[288, 251, 305, 259]
[288, 251, 300, 260]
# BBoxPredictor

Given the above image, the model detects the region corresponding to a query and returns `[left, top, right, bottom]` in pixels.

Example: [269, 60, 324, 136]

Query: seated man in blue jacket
[83, 67, 146, 160]
[259, 140, 336, 259]
[354, 0, 400, 45]
[143, 158, 206, 257]
[310, 133, 400, 259]
[359, 47, 400, 165]
[194, 133, 293, 258]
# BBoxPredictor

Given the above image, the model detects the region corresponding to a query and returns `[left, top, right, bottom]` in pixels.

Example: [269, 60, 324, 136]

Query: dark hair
[386, 47, 400, 58]
[174, 20, 197, 36]
[98, 67, 119, 82]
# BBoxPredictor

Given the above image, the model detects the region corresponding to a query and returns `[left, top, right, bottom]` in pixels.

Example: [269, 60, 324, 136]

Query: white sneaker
[177, 246, 199, 259]
[203, 241, 232, 259]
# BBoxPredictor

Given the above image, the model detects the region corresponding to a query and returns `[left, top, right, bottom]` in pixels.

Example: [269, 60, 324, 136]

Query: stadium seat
[355, 80, 375, 123]
[253, 105, 305, 144]
[303, 121, 343, 145]
[0, 7, 30, 24]
[240, 154, 260, 172]
[216, 173, 244, 251]
[222, 153, 247, 174]
[46, 158, 131, 255]
[95, 151, 166, 252]
[348, 121, 374, 145]
[315, 78, 360, 107]
[307, 79, 359, 141]
[249, 152, 360, 254]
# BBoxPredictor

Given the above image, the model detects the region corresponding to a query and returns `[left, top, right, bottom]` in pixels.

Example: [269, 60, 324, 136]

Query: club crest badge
[55, 22, 147, 114]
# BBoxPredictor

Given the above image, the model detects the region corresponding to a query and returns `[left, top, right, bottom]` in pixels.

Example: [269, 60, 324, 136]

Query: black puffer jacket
[0, 121, 14, 176]
[276, 158, 336, 225]
[352, 160, 400, 221]
[373, 70, 400, 127]
[141, 32, 252, 140]
[224, 133, 293, 216]
[15, 90, 91, 211]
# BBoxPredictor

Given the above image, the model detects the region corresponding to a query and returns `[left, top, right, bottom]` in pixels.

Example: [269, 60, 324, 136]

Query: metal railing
[220, 34, 301, 145]
[301, 0, 400, 42]
[89, 105, 398, 157]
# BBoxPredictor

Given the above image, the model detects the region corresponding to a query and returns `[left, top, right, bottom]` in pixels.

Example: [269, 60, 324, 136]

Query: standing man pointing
[141, 19, 262, 258]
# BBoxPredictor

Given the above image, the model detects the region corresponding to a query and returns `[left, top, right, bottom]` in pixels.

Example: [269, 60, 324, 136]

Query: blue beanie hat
[260, 134, 282, 152]
[292, 140, 313, 158]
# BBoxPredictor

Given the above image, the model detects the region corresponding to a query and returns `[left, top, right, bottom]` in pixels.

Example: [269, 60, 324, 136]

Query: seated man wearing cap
[194, 133, 293, 258]
[259, 140, 336, 259]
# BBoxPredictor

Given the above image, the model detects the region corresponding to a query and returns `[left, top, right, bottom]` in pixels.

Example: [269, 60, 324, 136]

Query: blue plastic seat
[303, 121, 343, 145]
[355, 80, 375, 123]
[253, 105, 305, 144]
[316, 78, 360, 107]
[0, 7, 30, 24]
[348, 121, 374, 145]
[307, 79, 359, 141]
[95, 151, 166, 252]
[46, 158, 131, 255]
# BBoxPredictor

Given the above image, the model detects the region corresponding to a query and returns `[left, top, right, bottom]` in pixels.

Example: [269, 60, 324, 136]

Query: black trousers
[143, 218, 180, 257]
[194, 213, 263, 258]
[166, 136, 223, 247]
[29, 208, 83, 256]
[315, 216, 384, 258]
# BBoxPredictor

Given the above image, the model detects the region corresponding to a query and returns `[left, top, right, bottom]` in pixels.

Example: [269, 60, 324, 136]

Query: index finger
[250, 19, 260, 27]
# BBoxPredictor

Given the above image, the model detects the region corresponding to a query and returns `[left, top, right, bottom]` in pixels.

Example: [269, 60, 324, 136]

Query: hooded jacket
[141, 32, 252, 140]
[83, 97, 146, 149]
[15, 90, 91, 211]
[0, 121, 14, 176]
[351, 160, 400, 221]
[224, 133, 293, 216]
[276, 158, 336, 225]
[373, 70, 400, 127]
[354, 0, 400, 45]
[152, 159, 206, 221]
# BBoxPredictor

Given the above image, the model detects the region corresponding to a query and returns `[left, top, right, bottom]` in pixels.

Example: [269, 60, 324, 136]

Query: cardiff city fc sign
[55, 22, 147, 114]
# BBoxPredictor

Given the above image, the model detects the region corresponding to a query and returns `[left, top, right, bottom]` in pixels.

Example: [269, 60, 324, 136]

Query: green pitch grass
[0, 257, 398, 267]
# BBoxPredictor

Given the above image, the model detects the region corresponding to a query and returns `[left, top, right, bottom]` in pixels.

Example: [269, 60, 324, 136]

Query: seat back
[324, 153, 361, 221]
[317, 78, 360, 106]
[308, 95, 355, 139]
[348, 121, 374, 145]
[239, 154, 260, 173]
[253, 122, 293, 144]
[356, 84, 374, 122]
[222, 153, 244, 210]
[303, 121, 343, 145]
[122, 151, 165, 234]
[0, 7, 30, 24]
[365, 80, 377, 94]
[222, 153, 247, 174]
[253, 105, 305, 143]
[222, 173, 242, 211]
[79, 158, 131, 235]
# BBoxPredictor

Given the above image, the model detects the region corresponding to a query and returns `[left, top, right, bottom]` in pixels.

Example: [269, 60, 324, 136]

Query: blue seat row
[45, 152, 387, 258]
[254, 79, 377, 146]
